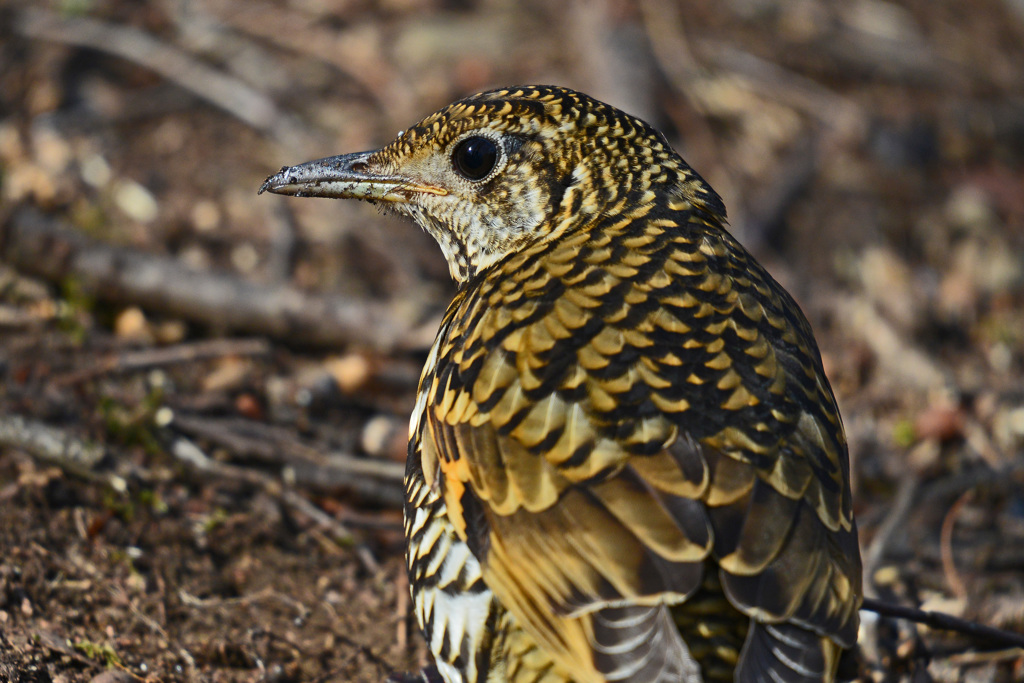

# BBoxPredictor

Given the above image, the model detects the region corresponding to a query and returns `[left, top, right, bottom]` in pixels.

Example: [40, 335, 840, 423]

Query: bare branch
[56, 337, 271, 384]
[0, 413, 115, 484]
[14, 8, 306, 150]
[2, 208, 412, 351]
[169, 412, 404, 507]
[863, 598, 1024, 650]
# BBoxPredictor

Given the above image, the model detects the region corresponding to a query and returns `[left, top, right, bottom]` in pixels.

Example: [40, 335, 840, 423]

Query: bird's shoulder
[421, 205, 847, 516]
[412, 199, 861, 680]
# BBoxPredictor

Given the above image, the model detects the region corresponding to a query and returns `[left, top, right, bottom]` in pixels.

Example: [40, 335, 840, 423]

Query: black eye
[452, 136, 499, 181]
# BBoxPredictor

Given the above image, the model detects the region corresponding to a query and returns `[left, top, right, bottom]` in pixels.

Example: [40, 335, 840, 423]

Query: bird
[260, 85, 862, 683]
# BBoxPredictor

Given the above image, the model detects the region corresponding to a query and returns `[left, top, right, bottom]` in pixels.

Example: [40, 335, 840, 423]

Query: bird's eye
[452, 136, 499, 181]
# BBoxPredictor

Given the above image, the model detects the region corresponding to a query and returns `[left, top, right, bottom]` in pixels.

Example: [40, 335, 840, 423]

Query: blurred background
[1, 0, 1023, 681]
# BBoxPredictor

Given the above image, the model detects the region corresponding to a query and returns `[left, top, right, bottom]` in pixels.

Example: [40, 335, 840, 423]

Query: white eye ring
[448, 130, 507, 184]
[452, 136, 500, 181]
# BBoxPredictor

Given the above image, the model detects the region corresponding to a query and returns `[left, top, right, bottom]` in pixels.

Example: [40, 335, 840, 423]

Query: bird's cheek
[413, 194, 458, 228]
[501, 184, 547, 235]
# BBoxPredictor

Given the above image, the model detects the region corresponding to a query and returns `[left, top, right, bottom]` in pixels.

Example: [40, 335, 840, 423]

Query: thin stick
[939, 489, 972, 600]
[15, 8, 303, 150]
[171, 437, 349, 542]
[862, 471, 919, 599]
[862, 597, 1024, 649]
[56, 338, 271, 385]
[169, 413, 404, 505]
[0, 414, 121, 487]
[3, 208, 411, 351]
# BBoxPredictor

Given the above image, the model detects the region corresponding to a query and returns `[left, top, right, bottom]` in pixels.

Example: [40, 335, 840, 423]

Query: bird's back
[409, 197, 860, 682]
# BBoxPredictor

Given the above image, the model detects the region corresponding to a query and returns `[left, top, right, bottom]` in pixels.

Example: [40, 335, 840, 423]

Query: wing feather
[419, 216, 861, 679]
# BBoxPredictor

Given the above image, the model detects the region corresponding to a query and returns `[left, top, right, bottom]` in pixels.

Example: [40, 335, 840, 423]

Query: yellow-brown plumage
[261, 85, 862, 683]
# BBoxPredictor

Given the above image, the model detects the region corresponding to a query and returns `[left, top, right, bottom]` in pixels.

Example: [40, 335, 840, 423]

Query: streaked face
[261, 86, 714, 282]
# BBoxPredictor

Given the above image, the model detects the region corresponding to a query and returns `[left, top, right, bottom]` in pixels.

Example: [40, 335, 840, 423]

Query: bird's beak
[258, 151, 447, 202]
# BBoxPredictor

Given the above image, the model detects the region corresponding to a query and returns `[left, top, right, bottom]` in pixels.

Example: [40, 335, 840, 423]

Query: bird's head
[261, 85, 723, 283]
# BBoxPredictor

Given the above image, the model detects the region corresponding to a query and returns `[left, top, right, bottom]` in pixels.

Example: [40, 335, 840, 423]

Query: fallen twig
[196, 0, 401, 114]
[2, 208, 413, 351]
[921, 461, 1024, 503]
[857, 470, 920, 668]
[939, 489, 973, 601]
[635, 0, 729, 177]
[55, 337, 271, 385]
[863, 597, 1024, 650]
[835, 294, 949, 393]
[694, 41, 865, 140]
[179, 585, 310, 618]
[947, 648, 1024, 665]
[862, 471, 920, 599]
[14, 8, 306, 150]
[0, 413, 122, 488]
[169, 434, 391, 575]
[170, 436, 374, 561]
[169, 412, 404, 507]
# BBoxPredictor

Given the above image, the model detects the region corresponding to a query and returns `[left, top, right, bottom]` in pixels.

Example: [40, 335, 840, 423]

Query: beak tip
[258, 166, 295, 196]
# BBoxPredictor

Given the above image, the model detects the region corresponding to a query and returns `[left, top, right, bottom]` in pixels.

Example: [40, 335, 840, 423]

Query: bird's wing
[419, 218, 860, 681]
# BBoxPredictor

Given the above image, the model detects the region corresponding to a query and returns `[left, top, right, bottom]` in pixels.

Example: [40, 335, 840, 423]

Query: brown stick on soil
[0, 414, 112, 482]
[55, 337, 272, 385]
[1, 208, 410, 350]
[169, 412, 405, 507]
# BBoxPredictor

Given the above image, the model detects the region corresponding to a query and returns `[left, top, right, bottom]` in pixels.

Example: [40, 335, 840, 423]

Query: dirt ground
[1, 0, 1023, 681]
